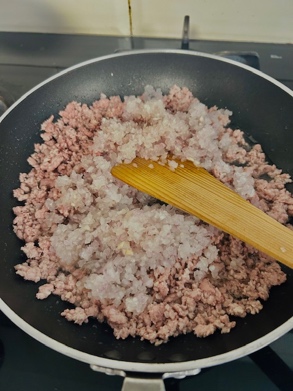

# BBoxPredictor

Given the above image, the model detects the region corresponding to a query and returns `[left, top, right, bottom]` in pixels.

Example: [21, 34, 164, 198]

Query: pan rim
[0, 49, 292, 128]
[1, 298, 292, 373]
[0, 48, 292, 374]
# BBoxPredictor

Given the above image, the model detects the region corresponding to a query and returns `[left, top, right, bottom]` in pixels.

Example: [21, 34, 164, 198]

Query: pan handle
[91, 364, 166, 390]
[122, 377, 165, 391]
[90, 363, 201, 390]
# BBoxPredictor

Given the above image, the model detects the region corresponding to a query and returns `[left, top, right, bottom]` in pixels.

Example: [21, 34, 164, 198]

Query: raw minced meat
[13, 85, 291, 345]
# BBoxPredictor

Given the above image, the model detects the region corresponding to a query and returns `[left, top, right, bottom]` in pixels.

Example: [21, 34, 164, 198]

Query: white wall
[0, 0, 292, 43]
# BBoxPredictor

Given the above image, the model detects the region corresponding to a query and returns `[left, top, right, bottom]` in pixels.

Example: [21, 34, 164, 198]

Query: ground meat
[12, 85, 290, 345]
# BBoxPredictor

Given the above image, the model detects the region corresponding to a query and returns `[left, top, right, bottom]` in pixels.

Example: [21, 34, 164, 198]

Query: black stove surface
[0, 32, 292, 391]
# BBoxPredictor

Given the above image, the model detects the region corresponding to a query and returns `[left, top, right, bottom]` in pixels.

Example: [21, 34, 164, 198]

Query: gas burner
[215, 51, 260, 69]
[181, 15, 260, 70]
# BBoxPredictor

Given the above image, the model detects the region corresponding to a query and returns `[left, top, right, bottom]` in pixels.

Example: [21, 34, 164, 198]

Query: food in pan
[13, 86, 292, 345]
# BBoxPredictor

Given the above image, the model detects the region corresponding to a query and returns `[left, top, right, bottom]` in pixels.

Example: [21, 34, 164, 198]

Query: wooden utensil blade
[111, 157, 293, 268]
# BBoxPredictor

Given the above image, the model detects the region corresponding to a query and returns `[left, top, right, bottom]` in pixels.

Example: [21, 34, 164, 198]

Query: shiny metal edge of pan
[0, 49, 293, 127]
[1, 298, 292, 374]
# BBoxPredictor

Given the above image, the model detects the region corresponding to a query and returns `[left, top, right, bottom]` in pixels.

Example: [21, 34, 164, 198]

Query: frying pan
[0, 50, 293, 390]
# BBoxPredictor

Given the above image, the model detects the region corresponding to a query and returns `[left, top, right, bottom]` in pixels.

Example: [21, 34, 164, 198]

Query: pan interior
[0, 51, 292, 367]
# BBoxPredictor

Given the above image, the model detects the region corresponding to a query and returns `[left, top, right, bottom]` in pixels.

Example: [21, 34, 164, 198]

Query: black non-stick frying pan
[0, 50, 293, 390]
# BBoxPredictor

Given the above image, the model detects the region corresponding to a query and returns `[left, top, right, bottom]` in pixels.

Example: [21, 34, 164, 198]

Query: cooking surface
[0, 32, 293, 390]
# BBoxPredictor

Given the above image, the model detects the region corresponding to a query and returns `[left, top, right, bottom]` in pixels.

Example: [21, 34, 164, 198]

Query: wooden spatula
[111, 157, 293, 269]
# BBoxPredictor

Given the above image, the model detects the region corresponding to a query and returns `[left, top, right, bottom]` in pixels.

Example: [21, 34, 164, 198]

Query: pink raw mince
[13, 85, 292, 345]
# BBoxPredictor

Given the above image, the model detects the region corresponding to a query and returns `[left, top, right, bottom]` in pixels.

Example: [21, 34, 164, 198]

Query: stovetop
[0, 32, 292, 391]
